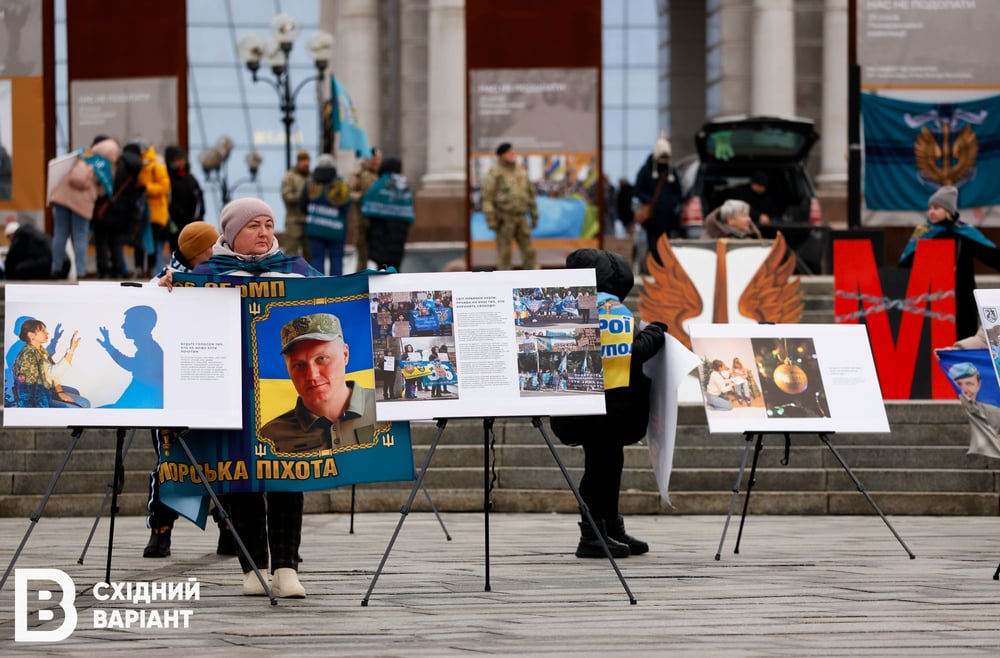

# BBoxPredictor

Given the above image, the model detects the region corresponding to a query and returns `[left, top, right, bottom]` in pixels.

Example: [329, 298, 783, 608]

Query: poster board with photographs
[367, 269, 605, 420]
[3, 283, 242, 429]
[689, 323, 889, 434]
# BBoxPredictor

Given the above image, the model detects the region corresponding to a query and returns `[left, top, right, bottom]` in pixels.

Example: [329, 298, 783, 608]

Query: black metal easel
[361, 417, 636, 606]
[348, 482, 451, 540]
[715, 431, 915, 561]
[1, 427, 87, 591]
[77, 428, 140, 567]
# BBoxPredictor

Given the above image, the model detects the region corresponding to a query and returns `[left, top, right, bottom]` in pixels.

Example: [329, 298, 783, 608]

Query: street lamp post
[199, 135, 263, 206]
[237, 13, 335, 171]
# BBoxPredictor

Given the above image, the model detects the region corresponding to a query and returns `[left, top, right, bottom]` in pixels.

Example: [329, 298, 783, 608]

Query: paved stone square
[1, 513, 999, 656]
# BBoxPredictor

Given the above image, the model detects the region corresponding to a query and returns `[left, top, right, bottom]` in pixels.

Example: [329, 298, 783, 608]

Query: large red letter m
[834, 240, 956, 399]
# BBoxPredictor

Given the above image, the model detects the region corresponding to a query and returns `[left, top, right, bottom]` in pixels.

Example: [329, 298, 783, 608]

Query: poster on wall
[368, 269, 604, 420]
[160, 272, 414, 524]
[468, 68, 600, 269]
[70, 77, 178, 151]
[689, 323, 889, 434]
[0, 0, 45, 217]
[2, 283, 242, 428]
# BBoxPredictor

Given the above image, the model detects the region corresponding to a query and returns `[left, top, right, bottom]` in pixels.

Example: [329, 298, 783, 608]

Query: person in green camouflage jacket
[481, 143, 538, 270]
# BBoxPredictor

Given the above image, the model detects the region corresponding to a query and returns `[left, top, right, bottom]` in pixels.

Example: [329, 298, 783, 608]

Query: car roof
[695, 115, 819, 163]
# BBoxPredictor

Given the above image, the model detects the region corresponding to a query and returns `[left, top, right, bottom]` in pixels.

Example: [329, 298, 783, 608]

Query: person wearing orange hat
[150, 221, 220, 282]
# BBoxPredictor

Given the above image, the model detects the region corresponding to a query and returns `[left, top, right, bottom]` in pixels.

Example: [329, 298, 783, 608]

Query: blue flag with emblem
[861, 92, 1000, 210]
[331, 76, 373, 159]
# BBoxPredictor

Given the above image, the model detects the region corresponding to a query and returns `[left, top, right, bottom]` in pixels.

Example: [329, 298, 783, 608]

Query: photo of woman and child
[703, 356, 758, 412]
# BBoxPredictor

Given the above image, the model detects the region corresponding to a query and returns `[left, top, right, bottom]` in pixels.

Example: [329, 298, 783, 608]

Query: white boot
[272, 568, 306, 598]
[242, 571, 267, 596]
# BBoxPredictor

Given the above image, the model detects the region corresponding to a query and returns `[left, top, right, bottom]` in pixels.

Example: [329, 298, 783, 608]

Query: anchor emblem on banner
[908, 108, 986, 186]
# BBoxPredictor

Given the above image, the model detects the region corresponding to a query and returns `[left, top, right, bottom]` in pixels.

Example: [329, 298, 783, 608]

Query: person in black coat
[4, 221, 53, 280]
[633, 133, 683, 260]
[365, 158, 414, 272]
[164, 146, 205, 253]
[550, 249, 667, 558]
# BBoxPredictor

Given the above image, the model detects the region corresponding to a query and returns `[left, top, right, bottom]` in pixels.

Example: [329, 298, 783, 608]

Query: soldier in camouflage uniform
[348, 147, 382, 271]
[481, 142, 538, 270]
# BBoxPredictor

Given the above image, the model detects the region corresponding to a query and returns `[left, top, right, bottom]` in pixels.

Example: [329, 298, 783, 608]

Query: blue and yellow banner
[160, 272, 414, 526]
[861, 92, 1000, 210]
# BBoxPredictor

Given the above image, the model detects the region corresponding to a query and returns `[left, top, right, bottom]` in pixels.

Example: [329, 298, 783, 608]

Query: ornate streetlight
[237, 13, 335, 171]
[199, 135, 263, 206]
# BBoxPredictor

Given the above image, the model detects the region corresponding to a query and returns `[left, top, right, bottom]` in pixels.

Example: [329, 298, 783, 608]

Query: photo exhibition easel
[347, 482, 451, 541]
[0, 426, 278, 606]
[361, 417, 637, 607]
[714, 431, 915, 561]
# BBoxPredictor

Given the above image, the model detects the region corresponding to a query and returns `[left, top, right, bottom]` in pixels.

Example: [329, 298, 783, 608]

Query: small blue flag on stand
[331, 76, 373, 158]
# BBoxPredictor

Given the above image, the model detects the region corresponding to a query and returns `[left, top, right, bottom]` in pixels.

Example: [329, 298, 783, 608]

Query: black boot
[576, 520, 630, 558]
[607, 515, 649, 555]
[143, 525, 172, 558]
[212, 505, 238, 556]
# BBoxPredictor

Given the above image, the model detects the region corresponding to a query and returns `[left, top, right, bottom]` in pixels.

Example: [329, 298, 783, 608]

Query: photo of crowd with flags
[513, 285, 596, 325]
[370, 290, 458, 401]
[370, 289, 455, 339]
[514, 285, 603, 396]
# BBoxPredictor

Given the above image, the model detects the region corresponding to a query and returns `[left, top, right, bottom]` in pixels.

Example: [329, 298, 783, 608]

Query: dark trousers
[147, 430, 178, 529]
[228, 491, 303, 574]
[578, 440, 625, 523]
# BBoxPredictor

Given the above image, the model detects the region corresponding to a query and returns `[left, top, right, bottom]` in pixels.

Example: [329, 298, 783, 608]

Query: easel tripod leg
[421, 484, 451, 541]
[362, 418, 448, 606]
[483, 417, 493, 592]
[1, 428, 86, 591]
[733, 433, 765, 555]
[171, 430, 278, 605]
[819, 433, 915, 559]
[104, 428, 129, 584]
[78, 428, 137, 565]
[716, 432, 756, 560]
[531, 418, 637, 605]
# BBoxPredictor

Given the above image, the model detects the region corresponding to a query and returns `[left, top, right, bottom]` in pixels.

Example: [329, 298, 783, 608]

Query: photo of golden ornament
[773, 359, 808, 395]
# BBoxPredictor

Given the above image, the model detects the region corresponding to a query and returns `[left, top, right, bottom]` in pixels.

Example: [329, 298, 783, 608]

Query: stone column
[332, 0, 381, 150]
[816, 0, 848, 190]
[751, 0, 795, 117]
[421, 0, 465, 189]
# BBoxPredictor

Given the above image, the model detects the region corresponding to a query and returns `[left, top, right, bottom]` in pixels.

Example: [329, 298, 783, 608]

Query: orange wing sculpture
[737, 232, 804, 323]
[638, 233, 703, 349]
[638, 233, 803, 349]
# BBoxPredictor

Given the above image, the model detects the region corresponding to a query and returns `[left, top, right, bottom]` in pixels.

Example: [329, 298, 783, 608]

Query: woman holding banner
[181, 197, 320, 598]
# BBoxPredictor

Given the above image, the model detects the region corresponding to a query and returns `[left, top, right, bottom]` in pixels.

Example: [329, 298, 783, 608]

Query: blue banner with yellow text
[159, 272, 414, 526]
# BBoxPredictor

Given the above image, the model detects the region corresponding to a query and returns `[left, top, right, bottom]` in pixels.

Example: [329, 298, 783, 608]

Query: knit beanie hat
[929, 185, 958, 215]
[177, 221, 220, 261]
[653, 131, 671, 158]
[220, 198, 275, 247]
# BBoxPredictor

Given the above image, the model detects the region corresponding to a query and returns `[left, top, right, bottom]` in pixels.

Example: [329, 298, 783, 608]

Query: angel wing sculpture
[639, 232, 803, 349]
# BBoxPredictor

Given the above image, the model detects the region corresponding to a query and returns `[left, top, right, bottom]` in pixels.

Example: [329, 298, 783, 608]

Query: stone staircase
[2, 276, 998, 519]
[1, 401, 997, 519]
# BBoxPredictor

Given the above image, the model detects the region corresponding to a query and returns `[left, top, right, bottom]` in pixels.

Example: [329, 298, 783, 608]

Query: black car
[678, 115, 824, 236]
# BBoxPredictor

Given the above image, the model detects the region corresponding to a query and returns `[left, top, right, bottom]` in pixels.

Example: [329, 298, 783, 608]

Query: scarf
[899, 214, 996, 264]
[361, 174, 415, 222]
[201, 252, 309, 276]
[80, 148, 115, 196]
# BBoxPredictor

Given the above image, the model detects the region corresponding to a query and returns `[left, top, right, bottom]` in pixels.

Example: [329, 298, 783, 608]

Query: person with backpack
[299, 154, 351, 275]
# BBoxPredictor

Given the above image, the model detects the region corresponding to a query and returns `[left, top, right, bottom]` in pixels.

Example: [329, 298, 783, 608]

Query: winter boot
[142, 525, 172, 558]
[575, 520, 630, 559]
[212, 505, 238, 556]
[607, 515, 649, 555]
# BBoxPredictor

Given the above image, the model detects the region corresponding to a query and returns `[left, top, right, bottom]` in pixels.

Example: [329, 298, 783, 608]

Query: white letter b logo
[15, 569, 77, 642]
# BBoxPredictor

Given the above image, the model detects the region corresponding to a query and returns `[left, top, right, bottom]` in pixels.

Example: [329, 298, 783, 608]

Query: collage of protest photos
[689, 323, 889, 434]
[367, 270, 605, 421]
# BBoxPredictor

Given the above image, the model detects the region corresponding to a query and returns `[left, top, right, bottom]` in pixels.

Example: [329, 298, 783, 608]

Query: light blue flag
[331, 76, 373, 158]
[861, 92, 1000, 210]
